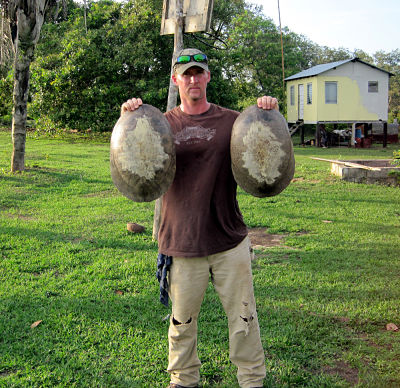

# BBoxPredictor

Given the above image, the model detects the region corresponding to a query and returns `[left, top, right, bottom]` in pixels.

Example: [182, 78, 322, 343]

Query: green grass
[0, 130, 399, 387]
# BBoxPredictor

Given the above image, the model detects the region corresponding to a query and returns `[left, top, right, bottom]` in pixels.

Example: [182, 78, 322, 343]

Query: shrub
[0, 74, 13, 126]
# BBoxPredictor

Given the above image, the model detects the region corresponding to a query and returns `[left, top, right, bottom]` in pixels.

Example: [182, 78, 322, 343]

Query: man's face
[172, 66, 211, 102]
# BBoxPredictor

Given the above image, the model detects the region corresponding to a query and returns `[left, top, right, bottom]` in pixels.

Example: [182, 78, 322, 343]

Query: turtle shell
[110, 104, 176, 202]
[230, 105, 295, 197]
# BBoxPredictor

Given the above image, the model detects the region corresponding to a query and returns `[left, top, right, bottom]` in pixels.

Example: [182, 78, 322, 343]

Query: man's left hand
[257, 96, 279, 111]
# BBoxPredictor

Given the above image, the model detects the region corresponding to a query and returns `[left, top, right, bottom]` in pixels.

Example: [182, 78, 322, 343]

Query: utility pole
[153, 0, 184, 240]
[166, 0, 184, 111]
[153, 0, 214, 240]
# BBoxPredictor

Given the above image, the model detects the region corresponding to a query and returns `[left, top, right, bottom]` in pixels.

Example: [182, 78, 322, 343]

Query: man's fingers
[257, 96, 279, 111]
[121, 98, 143, 115]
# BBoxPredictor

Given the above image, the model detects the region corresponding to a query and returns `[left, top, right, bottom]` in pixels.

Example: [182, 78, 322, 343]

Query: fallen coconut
[127, 222, 145, 233]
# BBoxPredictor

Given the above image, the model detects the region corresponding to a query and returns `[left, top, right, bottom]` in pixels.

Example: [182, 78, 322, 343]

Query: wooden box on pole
[160, 0, 214, 35]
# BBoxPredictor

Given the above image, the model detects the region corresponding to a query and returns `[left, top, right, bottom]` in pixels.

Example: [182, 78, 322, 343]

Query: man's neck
[179, 99, 211, 115]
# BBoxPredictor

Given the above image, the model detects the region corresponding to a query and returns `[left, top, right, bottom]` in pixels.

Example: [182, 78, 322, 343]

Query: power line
[277, 0, 285, 90]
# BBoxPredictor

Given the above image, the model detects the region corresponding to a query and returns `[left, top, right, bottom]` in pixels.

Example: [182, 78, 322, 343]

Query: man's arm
[120, 98, 143, 116]
[121, 96, 278, 114]
[257, 95, 279, 111]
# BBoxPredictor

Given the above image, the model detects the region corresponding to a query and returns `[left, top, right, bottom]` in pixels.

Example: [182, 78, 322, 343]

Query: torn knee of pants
[172, 316, 192, 326]
[240, 301, 255, 336]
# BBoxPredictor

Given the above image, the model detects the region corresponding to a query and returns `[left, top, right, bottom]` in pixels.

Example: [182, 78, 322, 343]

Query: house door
[298, 84, 304, 120]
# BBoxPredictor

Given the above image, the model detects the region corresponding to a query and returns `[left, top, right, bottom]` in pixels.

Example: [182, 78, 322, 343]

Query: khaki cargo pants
[167, 237, 266, 388]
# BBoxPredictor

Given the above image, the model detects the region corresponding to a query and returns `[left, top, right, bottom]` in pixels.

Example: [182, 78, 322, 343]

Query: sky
[249, 0, 400, 55]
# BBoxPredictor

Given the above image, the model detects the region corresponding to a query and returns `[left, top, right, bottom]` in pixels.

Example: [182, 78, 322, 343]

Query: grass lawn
[0, 129, 399, 387]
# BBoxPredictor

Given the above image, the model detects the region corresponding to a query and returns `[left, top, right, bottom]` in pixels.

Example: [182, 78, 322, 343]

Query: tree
[373, 49, 400, 122]
[29, 0, 251, 132]
[223, 7, 317, 112]
[182, 0, 247, 110]
[15, 0, 400, 130]
[1, 0, 48, 172]
[1, 0, 69, 171]
[30, 0, 172, 133]
[224, 10, 283, 108]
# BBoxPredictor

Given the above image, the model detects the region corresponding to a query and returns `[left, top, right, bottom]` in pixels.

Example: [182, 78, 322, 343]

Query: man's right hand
[120, 98, 143, 116]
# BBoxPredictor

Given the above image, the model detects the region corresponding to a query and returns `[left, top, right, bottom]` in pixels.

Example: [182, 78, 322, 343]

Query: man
[121, 48, 278, 388]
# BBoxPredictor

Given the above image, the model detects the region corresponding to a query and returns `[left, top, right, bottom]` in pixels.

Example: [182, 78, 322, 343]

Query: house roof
[285, 57, 394, 81]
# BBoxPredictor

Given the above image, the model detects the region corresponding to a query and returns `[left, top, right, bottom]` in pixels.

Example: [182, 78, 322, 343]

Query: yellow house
[285, 58, 392, 124]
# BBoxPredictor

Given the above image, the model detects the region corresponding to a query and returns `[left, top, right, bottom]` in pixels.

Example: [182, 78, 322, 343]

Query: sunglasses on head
[175, 53, 208, 65]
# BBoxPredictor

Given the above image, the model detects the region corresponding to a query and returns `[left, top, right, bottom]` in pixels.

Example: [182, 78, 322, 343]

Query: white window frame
[325, 81, 337, 104]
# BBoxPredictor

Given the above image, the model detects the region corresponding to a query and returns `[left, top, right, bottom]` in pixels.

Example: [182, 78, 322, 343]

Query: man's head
[173, 48, 209, 75]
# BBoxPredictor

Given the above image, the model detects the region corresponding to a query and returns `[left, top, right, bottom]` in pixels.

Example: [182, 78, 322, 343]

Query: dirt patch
[248, 228, 287, 248]
[334, 318, 395, 351]
[291, 177, 305, 182]
[291, 177, 321, 184]
[334, 316, 350, 324]
[3, 212, 34, 221]
[248, 228, 307, 249]
[72, 237, 94, 244]
[25, 166, 59, 172]
[0, 369, 15, 377]
[357, 332, 394, 351]
[322, 360, 359, 386]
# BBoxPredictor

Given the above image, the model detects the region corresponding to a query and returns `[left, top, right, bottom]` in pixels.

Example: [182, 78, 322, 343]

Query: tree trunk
[9, 0, 46, 172]
[11, 45, 33, 171]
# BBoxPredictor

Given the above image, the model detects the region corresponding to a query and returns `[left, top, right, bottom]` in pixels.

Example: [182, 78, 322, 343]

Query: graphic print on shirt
[174, 125, 216, 145]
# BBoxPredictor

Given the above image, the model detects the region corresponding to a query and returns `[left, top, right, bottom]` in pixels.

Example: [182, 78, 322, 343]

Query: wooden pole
[166, 0, 184, 111]
[300, 125, 304, 146]
[365, 122, 371, 139]
[351, 123, 356, 148]
[315, 123, 321, 147]
[383, 122, 388, 148]
[153, 0, 184, 241]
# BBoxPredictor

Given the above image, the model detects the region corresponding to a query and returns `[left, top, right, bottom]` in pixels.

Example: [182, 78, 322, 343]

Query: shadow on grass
[0, 192, 32, 211]
[0, 284, 361, 387]
[1, 248, 399, 387]
[256, 303, 360, 387]
[1, 166, 109, 190]
[0, 293, 169, 387]
[0, 224, 156, 252]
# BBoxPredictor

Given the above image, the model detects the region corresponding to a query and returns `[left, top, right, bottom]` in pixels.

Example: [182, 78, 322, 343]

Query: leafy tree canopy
[1, 0, 399, 130]
[30, 0, 171, 132]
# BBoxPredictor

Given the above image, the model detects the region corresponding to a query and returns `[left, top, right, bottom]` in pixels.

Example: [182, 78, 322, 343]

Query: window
[307, 83, 312, 104]
[368, 81, 378, 92]
[290, 85, 295, 105]
[325, 81, 337, 104]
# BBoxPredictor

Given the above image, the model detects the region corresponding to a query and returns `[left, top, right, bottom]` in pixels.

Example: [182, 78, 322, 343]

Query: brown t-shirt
[158, 104, 248, 258]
